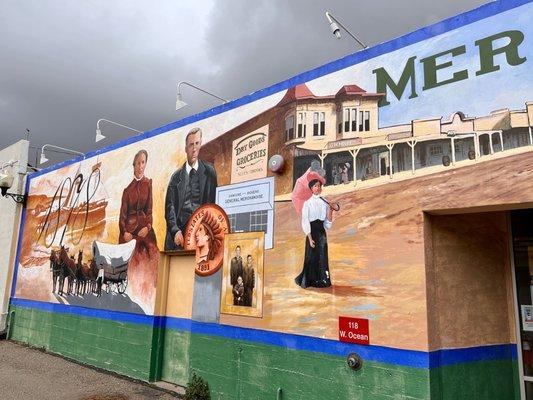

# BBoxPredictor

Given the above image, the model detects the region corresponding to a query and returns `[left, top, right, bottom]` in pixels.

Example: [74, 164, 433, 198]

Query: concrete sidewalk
[0, 341, 180, 400]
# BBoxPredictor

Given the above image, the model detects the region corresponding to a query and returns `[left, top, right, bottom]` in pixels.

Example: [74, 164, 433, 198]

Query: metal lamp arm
[177, 81, 228, 103]
[96, 119, 142, 134]
[41, 144, 84, 157]
[325, 11, 368, 49]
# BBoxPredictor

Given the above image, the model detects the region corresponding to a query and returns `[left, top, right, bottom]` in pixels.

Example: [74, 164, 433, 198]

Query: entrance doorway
[425, 210, 519, 399]
[511, 209, 533, 399]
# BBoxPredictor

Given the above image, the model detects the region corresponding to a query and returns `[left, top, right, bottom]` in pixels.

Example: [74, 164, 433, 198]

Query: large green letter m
[373, 56, 418, 107]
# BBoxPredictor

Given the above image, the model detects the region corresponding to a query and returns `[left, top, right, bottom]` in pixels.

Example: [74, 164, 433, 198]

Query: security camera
[0, 169, 14, 196]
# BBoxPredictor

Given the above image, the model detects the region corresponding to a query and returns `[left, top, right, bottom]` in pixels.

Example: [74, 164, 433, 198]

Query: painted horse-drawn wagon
[92, 239, 136, 295]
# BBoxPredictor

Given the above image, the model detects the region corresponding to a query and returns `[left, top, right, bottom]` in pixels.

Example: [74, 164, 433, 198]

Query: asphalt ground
[0, 340, 181, 400]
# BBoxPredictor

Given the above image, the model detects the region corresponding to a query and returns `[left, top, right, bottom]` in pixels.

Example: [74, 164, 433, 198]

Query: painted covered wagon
[91, 239, 136, 294]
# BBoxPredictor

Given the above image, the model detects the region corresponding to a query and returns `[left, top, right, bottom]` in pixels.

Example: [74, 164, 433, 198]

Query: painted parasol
[291, 170, 326, 215]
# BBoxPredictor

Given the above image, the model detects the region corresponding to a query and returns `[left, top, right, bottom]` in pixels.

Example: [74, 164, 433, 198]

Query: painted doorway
[511, 209, 533, 399]
[159, 253, 196, 386]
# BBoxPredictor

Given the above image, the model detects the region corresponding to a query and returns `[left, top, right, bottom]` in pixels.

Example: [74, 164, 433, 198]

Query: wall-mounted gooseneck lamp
[176, 81, 228, 111]
[95, 118, 142, 143]
[0, 161, 26, 205]
[325, 11, 368, 49]
[39, 144, 84, 165]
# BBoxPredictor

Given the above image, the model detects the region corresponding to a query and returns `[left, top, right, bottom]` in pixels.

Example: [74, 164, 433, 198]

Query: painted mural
[220, 232, 265, 317]
[13, 2, 533, 354]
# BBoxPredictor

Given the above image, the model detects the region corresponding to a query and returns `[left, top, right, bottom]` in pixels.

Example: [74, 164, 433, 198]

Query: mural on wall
[220, 232, 264, 317]
[164, 127, 218, 251]
[18, 149, 162, 314]
[14, 3, 533, 349]
[231, 125, 269, 183]
[183, 204, 230, 276]
[292, 171, 339, 289]
[215, 177, 275, 249]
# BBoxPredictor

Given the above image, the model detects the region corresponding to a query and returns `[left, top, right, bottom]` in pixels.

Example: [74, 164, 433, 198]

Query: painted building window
[342, 108, 360, 133]
[430, 145, 443, 156]
[351, 109, 358, 132]
[297, 112, 306, 138]
[227, 211, 267, 233]
[313, 112, 325, 136]
[285, 115, 295, 141]
[344, 109, 350, 132]
[358, 110, 371, 131]
[364, 111, 370, 131]
[228, 213, 237, 233]
[249, 210, 268, 232]
[520, 132, 529, 146]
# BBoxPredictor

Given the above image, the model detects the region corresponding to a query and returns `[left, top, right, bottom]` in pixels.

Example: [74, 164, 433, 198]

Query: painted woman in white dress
[295, 179, 334, 288]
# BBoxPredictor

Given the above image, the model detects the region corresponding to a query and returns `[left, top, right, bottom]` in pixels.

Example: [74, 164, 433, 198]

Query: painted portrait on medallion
[182, 203, 230, 276]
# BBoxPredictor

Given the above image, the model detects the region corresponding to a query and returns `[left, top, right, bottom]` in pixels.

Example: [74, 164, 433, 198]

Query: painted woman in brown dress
[118, 149, 160, 313]
[119, 149, 157, 254]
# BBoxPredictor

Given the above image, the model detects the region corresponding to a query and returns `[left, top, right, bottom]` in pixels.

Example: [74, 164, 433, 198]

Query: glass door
[511, 209, 533, 399]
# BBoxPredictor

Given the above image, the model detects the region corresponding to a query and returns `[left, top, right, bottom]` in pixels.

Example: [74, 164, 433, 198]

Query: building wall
[0, 140, 28, 332]
[7, 1, 533, 399]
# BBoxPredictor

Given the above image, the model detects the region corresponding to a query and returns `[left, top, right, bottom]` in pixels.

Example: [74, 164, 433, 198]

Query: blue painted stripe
[429, 343, 518, 368]
[9, 297, 517, 369]
[10, 297, 155, 326]
[187, 318, 428, 368]
[27, 0, 531, 182]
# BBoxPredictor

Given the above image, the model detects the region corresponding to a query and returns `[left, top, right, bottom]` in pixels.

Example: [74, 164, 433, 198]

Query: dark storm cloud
[0, 0, 486, 166]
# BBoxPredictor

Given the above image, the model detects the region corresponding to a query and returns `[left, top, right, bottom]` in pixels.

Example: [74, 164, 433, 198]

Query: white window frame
[342, 107, 360, 133]
[285, 114, 295, 141]
[313, 112, 326, 137]
[364, 111, 370, 131]
[297, 112, 306, 138]
[344, 108, 351, 132]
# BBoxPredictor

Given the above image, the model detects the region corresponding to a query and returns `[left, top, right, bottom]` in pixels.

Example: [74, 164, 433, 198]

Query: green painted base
[8, 304, 521, 399]
[8, 305, 157, 381]
[186, 333, 429, 400]
[430, 359, 520, 400]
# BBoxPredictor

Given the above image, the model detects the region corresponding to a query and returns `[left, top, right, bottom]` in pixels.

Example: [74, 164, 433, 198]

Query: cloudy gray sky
[0, 0, 487, 166]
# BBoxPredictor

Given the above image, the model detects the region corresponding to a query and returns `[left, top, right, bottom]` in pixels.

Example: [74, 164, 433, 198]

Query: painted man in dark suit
[165, 127, 218, 251]
[242, 254, 255, 307]
[230, 246, 244, 305]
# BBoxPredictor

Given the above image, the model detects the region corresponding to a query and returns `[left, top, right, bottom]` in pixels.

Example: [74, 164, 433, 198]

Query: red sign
[338, 316, 370, 345]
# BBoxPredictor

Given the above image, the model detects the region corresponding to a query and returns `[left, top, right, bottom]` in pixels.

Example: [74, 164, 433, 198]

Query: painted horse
[49, 249, 62, 293]
[59, 246, 78, 295]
